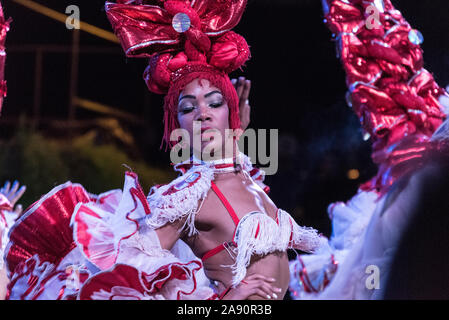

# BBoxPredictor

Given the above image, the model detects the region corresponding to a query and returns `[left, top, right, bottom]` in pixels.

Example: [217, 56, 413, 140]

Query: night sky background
[1, 0, 449, 236]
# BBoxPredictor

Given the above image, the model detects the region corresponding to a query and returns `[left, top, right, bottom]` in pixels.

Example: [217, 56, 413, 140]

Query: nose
[195, 103, 211, 122]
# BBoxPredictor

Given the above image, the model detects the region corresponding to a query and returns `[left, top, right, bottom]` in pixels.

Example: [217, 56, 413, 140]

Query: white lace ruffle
[289, 190, 380, 300]
[228, 209, 323, 287]
[0, 209, 19, 270]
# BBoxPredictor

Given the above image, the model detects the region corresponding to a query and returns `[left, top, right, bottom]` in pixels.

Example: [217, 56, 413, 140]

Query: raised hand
[0, 180, 26, 215]
[231, 77, 251, 131]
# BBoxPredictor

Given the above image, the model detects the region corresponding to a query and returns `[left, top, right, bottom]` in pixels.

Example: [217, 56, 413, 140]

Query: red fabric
[72, 205, 117, 270]
[106, 0, 248, 59]
[201, 181, 242, 262]
[105, 1, 249, 150]
[0, 193, 11, 212]
[210, 181, 240, 226]
[79, 261, 207, 300]
[72, 171, 151, 271]
[6, 184, 91, 274]
[201, 243, 226, 262]
[6, 255, 90, 300]
[79, 264, 146, 300]
[323, 0, 447, 193]
[364, 134, 449, 195]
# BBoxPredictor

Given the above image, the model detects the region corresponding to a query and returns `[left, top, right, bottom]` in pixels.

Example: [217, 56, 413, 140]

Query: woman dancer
[4, 0, 325, 300]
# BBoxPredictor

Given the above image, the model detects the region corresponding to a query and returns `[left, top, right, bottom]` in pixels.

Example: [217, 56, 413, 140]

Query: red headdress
[0, 3, 10, 114]
[105, 0, 250, 149]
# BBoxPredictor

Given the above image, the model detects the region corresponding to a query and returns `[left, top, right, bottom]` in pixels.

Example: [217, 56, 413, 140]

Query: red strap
[218, 286, 232, 300]
[210, 181, 240, 226]
[201, 243, 226, 262]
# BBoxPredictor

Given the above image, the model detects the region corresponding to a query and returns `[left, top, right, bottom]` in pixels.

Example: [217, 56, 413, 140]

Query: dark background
[1, 0, 448, 235]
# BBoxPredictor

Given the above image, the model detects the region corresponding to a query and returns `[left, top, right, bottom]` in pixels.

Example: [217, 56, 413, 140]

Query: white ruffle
[289, 190, 380, 299]
[109, 225, 215, 300]
[329, 190, 379, 250]
[229, 209, 322, 287]
[146, 152, 267, 237]
[0, 209, 19, 270]
[317, 177, 420, 300]
[8, 248, 92, 300]
[71, 172, 148, 271]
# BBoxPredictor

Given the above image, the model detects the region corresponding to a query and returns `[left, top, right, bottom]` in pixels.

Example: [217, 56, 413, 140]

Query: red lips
[200, 126, 213, 133]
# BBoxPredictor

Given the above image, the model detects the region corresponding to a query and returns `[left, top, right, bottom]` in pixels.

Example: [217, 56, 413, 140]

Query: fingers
[240, 79, 251, 104]
[10, 185, 26, 206]
[247, 282, 281, 300]
[10, 180, 19, 195]
[241, 274, 281, 300]
[245, 274, 275, 282]
[231, 78, 237, 88]
[14, 204, 23, 217]
[225, 274, 282, 300]
[231, 77, 251, 103]
[231, 77, 252, 131]
[1, 180, 26, 206]
[232, 77, 245, 99]
[255, 281, 279, 299]
[1, 181, 10, 194]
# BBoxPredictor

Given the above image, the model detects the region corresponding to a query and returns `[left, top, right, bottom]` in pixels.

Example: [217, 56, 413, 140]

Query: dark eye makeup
[209, 101, 224, 108]
[178, 100, 224, 115]
[179, 106, 194, 114]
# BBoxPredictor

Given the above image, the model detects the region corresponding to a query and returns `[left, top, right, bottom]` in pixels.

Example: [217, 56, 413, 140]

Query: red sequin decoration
[323, 0, 447, 193]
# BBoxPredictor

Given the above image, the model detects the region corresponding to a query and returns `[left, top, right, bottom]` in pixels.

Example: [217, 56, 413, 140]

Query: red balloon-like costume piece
[322, 0, 449, 194]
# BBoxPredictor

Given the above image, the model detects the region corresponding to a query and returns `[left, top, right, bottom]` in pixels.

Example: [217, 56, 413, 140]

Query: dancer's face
[177, 78, 231, 159]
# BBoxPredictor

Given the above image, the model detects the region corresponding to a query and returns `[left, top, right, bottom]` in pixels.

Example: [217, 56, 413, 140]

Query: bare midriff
[183, 169, 290, 300]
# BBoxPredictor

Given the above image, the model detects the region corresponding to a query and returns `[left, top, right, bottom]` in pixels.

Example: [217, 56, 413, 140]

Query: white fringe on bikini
[228, 209, 324, 287]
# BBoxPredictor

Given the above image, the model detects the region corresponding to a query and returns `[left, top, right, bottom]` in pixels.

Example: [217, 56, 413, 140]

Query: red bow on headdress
[106, 0, 250, 150]
[106, 0, 250, 94]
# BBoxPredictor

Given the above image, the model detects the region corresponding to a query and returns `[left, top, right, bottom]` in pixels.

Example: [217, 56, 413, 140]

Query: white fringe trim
[227, 209, 323, 287]
[288, 216, 324, 254]
[145, 153, 264, 237]
[145, 165, 215, 237]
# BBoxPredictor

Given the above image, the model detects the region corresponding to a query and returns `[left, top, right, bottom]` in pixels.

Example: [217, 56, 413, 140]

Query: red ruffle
[5, 183, 91, 274]
[79, 261, 211, 300]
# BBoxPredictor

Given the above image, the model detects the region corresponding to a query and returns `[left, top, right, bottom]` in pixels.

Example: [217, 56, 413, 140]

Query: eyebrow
[179, 90, 223, 102]
[204, 90, 222, 98]
[179, 95, 196, 101]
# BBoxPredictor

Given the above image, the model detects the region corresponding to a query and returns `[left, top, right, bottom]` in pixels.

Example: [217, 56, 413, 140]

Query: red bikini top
[200, 180, 263, 262]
